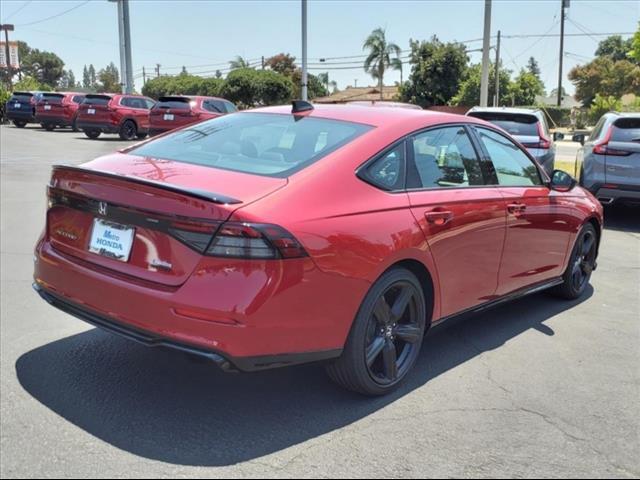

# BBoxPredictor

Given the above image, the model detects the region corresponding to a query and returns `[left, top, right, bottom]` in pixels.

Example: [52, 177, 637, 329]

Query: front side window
[476, 127, 542, 186]
[408, 126, 484, 188]
[130, 112, 373, 177]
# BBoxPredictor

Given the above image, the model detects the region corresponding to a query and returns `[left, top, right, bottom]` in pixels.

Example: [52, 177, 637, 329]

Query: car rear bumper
[33, 237, 360, 369]
[7, 110, 36, 122]
[594, 186, 640, 205]
[35, 114, 73, 127]
[77, 120, 120, 134]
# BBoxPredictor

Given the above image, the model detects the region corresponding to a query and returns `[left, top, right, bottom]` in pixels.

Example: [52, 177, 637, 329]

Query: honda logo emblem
[98, 202, 108, 216]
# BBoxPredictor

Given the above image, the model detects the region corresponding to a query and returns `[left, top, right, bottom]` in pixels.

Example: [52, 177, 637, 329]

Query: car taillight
[527, 122, 551, 149]
[168, 219, 220, 253]
[593, 126, 631, 156]
[207, 222, 308, 259]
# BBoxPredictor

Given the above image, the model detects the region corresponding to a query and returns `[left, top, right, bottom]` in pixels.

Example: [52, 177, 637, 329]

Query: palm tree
[317, 72, 338, 95]
[229, 56, 252, 70]
[363, 28, 401, 100]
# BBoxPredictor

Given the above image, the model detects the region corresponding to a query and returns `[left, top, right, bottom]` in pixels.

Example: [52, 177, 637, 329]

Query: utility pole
[115, 0, 126, 93]
[557, 0, 569, 106]
[122, 0, 133, 94]
[142, 66, 146, 85]
[480, 0, 492, 107]
[494, 30, 501, 106]
[155, 64, 160, 78]
[301, 0, 308, 101]
[0, 24, 15, 90]
[261, 56, 265, 69]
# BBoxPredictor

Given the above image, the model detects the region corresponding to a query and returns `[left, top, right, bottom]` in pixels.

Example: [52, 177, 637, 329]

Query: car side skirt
[431, 277, 564, 330]
[33, 283, 343, 372]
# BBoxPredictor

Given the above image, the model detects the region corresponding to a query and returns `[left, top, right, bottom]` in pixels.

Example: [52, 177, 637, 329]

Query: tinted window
[589, 116, 608, 141]
[156, 97, 191, 109]
[83, 95, 110, 106]
[42, 93, 64, 103]
[362, 142, 405, 190]
[408, 126, 484, 188]
[203, 100, 226, 113]
[9, 93, 33, 102]
[476, 127, 542, 186]
[469, 112, 539, 136]
[122, 97, 148, 109]
[130, 113, 372, 177]
[224, 101, 237, 113]
[611, 118, 640, 143]
[72, 95, 85, 104]
[144, 98, 156, 109]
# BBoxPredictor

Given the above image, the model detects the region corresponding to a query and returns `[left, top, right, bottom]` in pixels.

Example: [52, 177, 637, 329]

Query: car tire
[325, 267, 427, 396]
[136, 132, 148, 140]
[84, 129, 101, 139]
[44, 123, 55, 131]
[13, 120, 27, 128]
[119, 120, 137, 140]
[551, 223, 597, 300]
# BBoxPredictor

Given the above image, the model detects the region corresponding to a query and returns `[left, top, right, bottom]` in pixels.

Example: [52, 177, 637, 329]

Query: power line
[1, 0, 32, 22]
[15, 1, 90, 27]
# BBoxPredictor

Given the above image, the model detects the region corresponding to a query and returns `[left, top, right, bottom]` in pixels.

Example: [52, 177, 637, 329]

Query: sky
[0, 0, 638, 95]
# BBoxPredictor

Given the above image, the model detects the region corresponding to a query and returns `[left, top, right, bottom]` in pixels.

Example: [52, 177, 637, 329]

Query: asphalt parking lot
[1, 124, 639, 478]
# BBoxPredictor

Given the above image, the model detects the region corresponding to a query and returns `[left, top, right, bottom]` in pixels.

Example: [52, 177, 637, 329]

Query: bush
[589, 94, 622, 123]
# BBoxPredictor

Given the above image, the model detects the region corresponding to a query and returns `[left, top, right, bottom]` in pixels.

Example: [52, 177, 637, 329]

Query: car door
[405, 125, 507, 318]
[472, 126, 573, 296]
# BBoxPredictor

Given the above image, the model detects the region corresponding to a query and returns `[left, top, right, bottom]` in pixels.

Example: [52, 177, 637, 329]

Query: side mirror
[550, 169, 577, 192]
[572, 133, 585, 146]
[553, 132, 564, 141]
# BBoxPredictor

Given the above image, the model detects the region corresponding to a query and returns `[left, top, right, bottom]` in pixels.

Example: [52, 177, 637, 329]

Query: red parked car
[76, 93, 155, 140]
[149, 95, 237, 136]
[35, 92, 85, 131]
[33, 103, 603, 395]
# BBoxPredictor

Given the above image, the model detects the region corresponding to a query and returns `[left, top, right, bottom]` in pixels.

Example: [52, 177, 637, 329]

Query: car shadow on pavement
[603, 205, 640, 233]
[16, 287, 592, 467]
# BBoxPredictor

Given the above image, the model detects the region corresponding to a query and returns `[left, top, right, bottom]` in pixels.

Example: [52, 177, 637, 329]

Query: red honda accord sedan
[33, 102, 603, 395]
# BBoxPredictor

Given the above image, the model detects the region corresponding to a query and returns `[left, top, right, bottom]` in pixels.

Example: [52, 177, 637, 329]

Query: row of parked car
[4, 91, 237, 140]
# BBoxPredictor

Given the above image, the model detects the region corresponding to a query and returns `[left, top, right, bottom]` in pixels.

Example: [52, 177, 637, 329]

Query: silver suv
[467, 107, 558, 177]
[574, 112, 640, 206]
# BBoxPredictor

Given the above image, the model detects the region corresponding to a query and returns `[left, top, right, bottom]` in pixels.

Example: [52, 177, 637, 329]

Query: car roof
[607, 111, 640, 118]
[467, 106, 542, 116]
[251, 104, 486, 130]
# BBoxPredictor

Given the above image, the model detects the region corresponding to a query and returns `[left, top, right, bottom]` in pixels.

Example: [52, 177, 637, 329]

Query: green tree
[291, 70, 327, 99]
[452, 62, 511, 106]
[508, 69, 545, 105]
[628, 22, 640, 63]
[265, 53, 297, 76]
[527, 57, 541, 78]
[88, 64, 96, 88]
[97, 62, 120, 93]
[589, 93, 622, 122]
[58, 70, 77, 89]
[363, 27, 402, 100]
[82, 65, 90, 89]
[13, 76, 52, 92]
[569, 56, 640, 106]
[20, 49, 65, 88]
[596, 35, 634, 62]
[317, 72, 337, 94]
[229, 56, 252, 70]
[256, 69, 295, 105]
[400, 36, 469, 107]
[220, 68, 259, 106]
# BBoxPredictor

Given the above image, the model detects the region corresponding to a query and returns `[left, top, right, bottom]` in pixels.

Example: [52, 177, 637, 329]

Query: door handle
[507, 203, 527, 214]
[425, 210, 454, 226]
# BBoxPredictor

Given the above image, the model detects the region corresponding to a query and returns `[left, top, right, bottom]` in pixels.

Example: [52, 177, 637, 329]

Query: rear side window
[476, 127, 542, 186]
[468, 112, 539, 136]
[360, 142, 406, 190]
[203, 99, 226, 113]
[611, 118, 640, 143]
[83, 95, 110, 106]
[408, 126, 484, 188]
[129, 112, 373, 177]
[72, 95, 85, 104]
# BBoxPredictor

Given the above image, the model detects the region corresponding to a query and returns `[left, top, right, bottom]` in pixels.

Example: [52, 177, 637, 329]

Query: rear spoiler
[51, 164, 242, 205]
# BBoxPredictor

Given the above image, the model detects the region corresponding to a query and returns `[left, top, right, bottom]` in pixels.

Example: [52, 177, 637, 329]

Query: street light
[1, 24, 15, 89]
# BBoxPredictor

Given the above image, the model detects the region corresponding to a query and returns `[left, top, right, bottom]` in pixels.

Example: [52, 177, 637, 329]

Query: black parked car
[5, 91, 44, 128]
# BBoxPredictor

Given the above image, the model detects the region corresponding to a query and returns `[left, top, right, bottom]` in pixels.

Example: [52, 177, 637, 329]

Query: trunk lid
[149, 96, 197, 131]
[604, 117, 640, 187]
[78, 94, 113, 123]
[38, 93, 66, 117]
[47, 153, 287, 286]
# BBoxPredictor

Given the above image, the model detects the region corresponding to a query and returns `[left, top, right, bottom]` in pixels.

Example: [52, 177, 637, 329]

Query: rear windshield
[612, 118, 640, 143]
[42, 93, 64, 103]
[130, 112, 373, 177]
[468, 112, 539, 136]
[155, 97, 192, 109]
[83, 95, 111, 106]
[9, 93, 33, 102]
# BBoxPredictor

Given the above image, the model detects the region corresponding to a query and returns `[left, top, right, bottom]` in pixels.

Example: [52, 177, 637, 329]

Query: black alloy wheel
[119, 120, 137, 140]
[552, 223, 597, 299]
